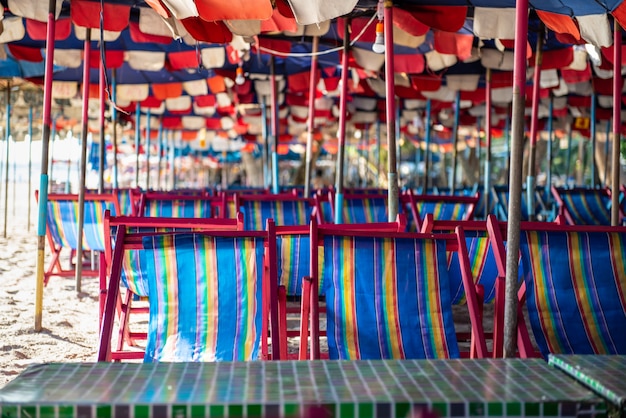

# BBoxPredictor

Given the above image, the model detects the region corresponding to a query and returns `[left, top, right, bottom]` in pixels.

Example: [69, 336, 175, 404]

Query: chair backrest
[551, 186, 621, 225]
[235, 194, 314, 230]
[99, 220, 280, 363]
[518, 224, 626, 356]
[138, 192, 217, 218]
[42, 192, 120, 251]
[403, 190, 479, 231]
[308, 220, 487, 360]
[328, 192, 392, 224]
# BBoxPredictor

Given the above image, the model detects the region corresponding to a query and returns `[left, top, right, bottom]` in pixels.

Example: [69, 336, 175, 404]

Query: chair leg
[278, 285, 288, 361]
[116, 290, 133, 356]
[492, 277, 505, 358]
[299, 278, 312, 361]
[470, 285, 485, 359]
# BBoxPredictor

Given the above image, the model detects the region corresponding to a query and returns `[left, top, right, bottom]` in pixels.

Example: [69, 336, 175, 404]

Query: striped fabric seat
[115, 188, 135, 216]
[519, 230, 626, 356]
[323, 235, 459, 360]
[556, 189, 612, 225]
[47, 199, 115, 252]
[342, 197, 389, 224]
[416, 201, 468, 222]
[142, 233, 265, 362]
[143, 199, 212, 218]
[240, 200, 312, 230]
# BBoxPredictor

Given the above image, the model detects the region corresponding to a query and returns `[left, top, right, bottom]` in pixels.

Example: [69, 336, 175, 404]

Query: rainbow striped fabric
[446, 235, 499, 305]
[47, 199, 115, 251]
[115, 189, 135, 216]
[560, 190, 612, 225]
[241, 200, 312, 230]
[142, 233, 264, 362]
[144, 200, 212, 218]
[323, 235, 459, 360]
[416, 201, 468, 222]
[519, 230, 626, 356]
[342, 197, 389, 224]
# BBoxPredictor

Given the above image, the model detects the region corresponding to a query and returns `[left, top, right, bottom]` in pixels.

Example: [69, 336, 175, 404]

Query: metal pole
[261, 98, 270, 189]
[334, 18, 350, 223]
[364, 125, 370, 187]
[98, 60, 105, 194]
[157, 121, 164, 191]
[48, 119, 55, 193]
[476, 116, 482, 187]
[526, 24, 544, 221]
[171, 130, 176, 190]
[376, 118, 382, 187]
[27, 106, 33, 231]
[545, 95, 553, 198]
[35, 0, 57, 331]
[423, 99, 432, 192]
[383, 1, 398, 221]
[590, 92, 597, 187]
[504, 0, 529, 358]
[611, 19, 622, 226]
[604, 119, 611, 186]
[270, 56, 280, 194]
[304, 36, 319, 197]
[145, 109, 151, 191]
[111, 69, 118, 189]
[3, 84, 10, 239]
[484, 68, 492, 219]
[134, 101, 140, 189]
[75, 29, 91, 292]
[450, 91, 461, 194]
[565, 122, 572, 183]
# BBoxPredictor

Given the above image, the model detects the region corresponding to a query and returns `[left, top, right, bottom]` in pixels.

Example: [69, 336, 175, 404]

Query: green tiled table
[549, 355, 626, 414]
[0, 359, 605, 418]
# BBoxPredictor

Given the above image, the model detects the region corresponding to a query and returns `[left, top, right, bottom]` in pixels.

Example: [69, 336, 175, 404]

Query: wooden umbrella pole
[98, 60, 105, 193]
[334, 18, 350, 223]
[484, 68, 492, 219]
[75, 29, 92, 293]
[304, 36, 319, 198]
[27, 106, 33, 231]
[526, 24, 544, 221]
[503, 0, 529, 358]
[611, 19, 622, 226]
[545, 95, 553, 200]
[383, 0, 398, 221]
[423, 99, 432, 192]
[35, 0, 57, 331]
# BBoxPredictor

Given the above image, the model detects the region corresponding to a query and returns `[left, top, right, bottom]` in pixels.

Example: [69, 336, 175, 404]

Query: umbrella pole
[383, 1, 398, 220]
[3, 84, 10, 239]
[590, 92, 597, 187]
[171, 130, 176, 190]
[364, 125, 370, 188]
[545, 95, 553, 200]
[504, 0, 529, 358]
[35, 0, 57, 330]
[48, 119, 55, 193]
[304, 36, 319, 198]
[261, 98, 269, 189]
[604, 119, 610, 186]
[75, 29, 92, 293]
[476, 116, 482, 188]
[565, 122, 572, 183]
[484, 68, 492, 219]
[611, 20, 622, 226]
[157, 120, 163, 191]
[134, 101, 140, 189]
[27, 106, 33, 231]
[145, 109, 151, 191]
[270, 56, 279, 194]
[423, 99, 432, 192]
[334, 18, 350, 223]
[98, 60, 105, 194]
[111, 69, 118, 189]
[376, 119, 381, 188]
[526, 24, 544, 221]
[450, 91, 461, 194]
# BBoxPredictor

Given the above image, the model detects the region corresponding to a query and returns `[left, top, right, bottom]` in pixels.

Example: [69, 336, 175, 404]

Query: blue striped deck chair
[101, 212, 244, 361]
[329, 193, 391, 224]
[518, 224, 626, 357]
[403, 190, 479, 232]
[140, 192, 215, 218]
[301, 219, 487, 360]
[98, 221, 280, 363]
[38, 192, 120, 284]
[551, 186, 623, 225]
[114, 188, 138, 216]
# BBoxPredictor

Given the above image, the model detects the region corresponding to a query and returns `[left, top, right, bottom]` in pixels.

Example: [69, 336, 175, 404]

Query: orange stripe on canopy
[194, 0, 273, 21]
[612, 2, 626, 31]
[434, 30, 474, 61]
[71, 0, 130, 31]
[181, 18, 232, 43]
[145, 0, 170, 18]
[536, 10, 581, 42]
[407, 6, 466, 32]
[207, 76, 226, 94]
[394, 8, 429, 36]
[152, 83, 183, 100]
[261, 8, 298, 33]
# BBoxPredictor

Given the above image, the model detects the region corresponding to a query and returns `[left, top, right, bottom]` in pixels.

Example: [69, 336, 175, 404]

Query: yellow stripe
[383, 239, 402, 358]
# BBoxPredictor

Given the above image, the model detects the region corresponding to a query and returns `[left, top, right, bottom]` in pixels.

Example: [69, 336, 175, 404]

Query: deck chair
[551, 186, 624, 225]
[101, 212, 244, 360]
[420, 216, 501, 357]
[37, 191, 121, 285]
[98, 219, 280, 362]
[403, 189, 479, 232]
[326, 192, 393, 224]
[113, 188, 140, 216]
[137, 191, 220, 218]
[516, 222, 626, 357]
[300, 218, 487, 360]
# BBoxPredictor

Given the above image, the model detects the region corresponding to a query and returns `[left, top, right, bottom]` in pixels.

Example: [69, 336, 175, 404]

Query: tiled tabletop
[549, 355, 625, 413]
[0, 359, 605, 418]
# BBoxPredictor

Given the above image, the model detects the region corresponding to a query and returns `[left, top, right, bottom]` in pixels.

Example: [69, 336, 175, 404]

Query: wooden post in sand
[35, 0, 57, 331]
